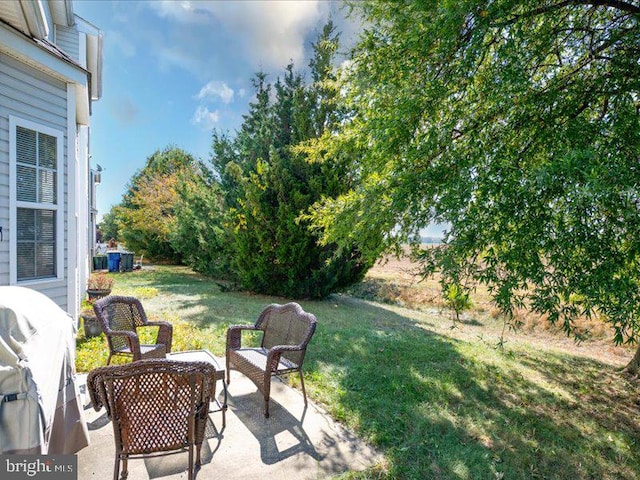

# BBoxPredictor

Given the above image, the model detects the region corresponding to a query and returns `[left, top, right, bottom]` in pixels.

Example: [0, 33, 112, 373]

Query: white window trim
[9, 115, 65, 286]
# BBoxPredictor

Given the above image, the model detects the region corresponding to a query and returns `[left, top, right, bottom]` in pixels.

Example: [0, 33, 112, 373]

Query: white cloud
[196, 81, 234, 104]
[149, 0, 212, 24]
[147, 1, 327, 71]
[191, 105, 220, 130]
[220, 1, 324, 69]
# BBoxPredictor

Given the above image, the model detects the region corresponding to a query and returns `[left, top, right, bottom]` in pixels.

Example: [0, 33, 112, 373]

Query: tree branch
[573, 0, 640, 14]
[568, 1, 639, 14]
[496, 0, 640, 26]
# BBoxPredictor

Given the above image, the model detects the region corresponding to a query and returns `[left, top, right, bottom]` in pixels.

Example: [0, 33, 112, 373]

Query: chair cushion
[140, 344, 166, 359]
[112, 344, 165, 357]
[232, 347, 298, 372]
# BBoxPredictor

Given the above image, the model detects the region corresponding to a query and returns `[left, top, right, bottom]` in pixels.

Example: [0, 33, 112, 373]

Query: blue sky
[72, 0, 360, 221]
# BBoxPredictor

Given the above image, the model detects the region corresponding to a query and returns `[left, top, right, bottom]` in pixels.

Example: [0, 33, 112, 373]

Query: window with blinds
[15, 125, 59, 281]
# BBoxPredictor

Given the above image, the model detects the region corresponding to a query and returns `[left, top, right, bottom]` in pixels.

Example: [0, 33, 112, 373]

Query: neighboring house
[0, 0, 103, 317]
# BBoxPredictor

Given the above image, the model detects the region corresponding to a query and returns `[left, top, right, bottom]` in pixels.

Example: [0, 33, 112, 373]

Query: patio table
[167, 350, 228, 428]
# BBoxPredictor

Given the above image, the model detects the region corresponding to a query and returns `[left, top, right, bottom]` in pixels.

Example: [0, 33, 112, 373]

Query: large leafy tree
[97, 207, 122, 243]
[308, 2, 640, 369]
[118, 146, 200, 261]
[171, 166, 229, 277]
[211, 22, 371, 298]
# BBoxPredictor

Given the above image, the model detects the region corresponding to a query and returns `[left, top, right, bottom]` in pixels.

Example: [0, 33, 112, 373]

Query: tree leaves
[313, 1, 640, 350]
[116, 146, 201, 261]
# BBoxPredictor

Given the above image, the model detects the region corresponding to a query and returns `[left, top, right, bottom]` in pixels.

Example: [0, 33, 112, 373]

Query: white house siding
[54, 25, 79, 62]
[76, 124, 90, 292]
[0, 109, 7, 281]
[0, 52, 69, 308]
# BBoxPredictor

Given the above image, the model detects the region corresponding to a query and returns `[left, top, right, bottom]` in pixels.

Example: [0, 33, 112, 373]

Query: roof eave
[0, 19, 92, 124]
[19, 0, 48, 40]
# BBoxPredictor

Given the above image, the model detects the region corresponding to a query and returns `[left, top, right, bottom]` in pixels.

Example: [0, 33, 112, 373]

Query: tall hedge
[210, 22, 371, 298]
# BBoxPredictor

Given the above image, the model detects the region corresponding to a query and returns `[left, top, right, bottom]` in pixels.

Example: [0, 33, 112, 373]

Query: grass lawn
[76, 265, 640, 480]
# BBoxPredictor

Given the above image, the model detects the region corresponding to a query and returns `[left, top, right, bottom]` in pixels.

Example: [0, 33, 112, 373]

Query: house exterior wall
[0, 52, 70, 308]
[54, 25, 79, 62]
[0, 1, 102, 316]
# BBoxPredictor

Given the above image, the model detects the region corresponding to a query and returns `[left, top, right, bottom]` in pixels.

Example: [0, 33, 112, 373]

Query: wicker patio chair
[87, 359, 217, 480]
[226, 302, 317, 418]
[93, 295, 173, 364]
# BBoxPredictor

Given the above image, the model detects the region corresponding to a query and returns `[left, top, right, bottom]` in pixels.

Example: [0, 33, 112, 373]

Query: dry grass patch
[358, 252, 635, 366]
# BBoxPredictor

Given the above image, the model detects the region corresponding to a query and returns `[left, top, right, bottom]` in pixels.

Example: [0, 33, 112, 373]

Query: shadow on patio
[77, 357, 381, 480]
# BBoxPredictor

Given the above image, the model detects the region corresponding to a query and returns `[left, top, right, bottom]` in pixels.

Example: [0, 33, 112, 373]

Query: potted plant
[80, 299, 102, 338]
[86, 272, 114, 301]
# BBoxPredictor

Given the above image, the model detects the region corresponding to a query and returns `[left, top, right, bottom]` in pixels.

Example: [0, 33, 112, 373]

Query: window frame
[9, 115, 65, 286]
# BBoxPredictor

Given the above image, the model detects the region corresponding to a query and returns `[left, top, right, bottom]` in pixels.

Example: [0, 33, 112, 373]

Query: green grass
[77, 266, 640, 480]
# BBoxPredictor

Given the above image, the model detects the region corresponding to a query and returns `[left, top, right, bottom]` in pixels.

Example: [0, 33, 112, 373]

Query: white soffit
[0, 1, 98, 122]
[75, 15, 103, 101]
[85, 32, 102, 100]
[19, 0, 49, 39]
[48, 0, 74, 27]
[0, 1, 31, 37]
[76, 84, 90, 125]
[0, 21, 85, 84]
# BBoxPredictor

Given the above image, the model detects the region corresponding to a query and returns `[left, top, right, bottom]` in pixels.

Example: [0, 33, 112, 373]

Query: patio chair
[93, 295, 173, 364]
[87, 359, 217, 480]
[226, 302, 317, 418]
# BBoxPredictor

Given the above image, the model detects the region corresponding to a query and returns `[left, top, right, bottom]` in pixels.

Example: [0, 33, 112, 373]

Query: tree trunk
[623, 343, 640, 375]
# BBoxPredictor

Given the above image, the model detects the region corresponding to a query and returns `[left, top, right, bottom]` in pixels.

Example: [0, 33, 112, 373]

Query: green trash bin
[93, 255, 107, 271]
[120, 252, 134, 272]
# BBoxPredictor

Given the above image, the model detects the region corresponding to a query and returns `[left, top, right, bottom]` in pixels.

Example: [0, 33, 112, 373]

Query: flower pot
[87, 288, 111, 301]
[82, 314, 102, 338]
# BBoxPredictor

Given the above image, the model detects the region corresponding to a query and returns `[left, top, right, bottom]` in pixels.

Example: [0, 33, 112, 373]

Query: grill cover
[0, 286, 89, 454]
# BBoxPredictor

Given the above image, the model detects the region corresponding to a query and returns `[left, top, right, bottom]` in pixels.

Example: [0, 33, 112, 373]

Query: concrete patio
[76, 359, 382, 479]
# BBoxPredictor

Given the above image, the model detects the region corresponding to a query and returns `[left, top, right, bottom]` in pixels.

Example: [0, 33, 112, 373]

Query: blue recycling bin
[107, 252, 121, 272]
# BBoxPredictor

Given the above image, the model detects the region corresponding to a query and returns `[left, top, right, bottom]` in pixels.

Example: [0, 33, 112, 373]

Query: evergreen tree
[211, 22, 371, 298]
[171, 164, 229, 277]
